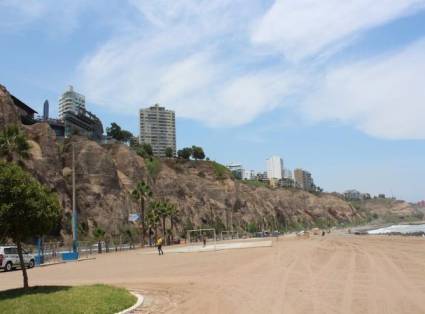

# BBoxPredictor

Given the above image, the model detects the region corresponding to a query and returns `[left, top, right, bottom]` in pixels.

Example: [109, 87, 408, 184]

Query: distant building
[226, 163, 244, 180]
[279, 177, 295, 188]
[63, 108, 103, 141]
[43, 100, 49, 120]
[139, 104, 176, 157]
[269, 178, 279, 188]
[283, 168, 293, 179]
[266, 156, 284, 180]
[57, 85, 103, 141]
[344, 189, 361, 200]
[256, 171, 268, 182]
[10, 95, 38, 125]
[58, 85, 86, 120]
[378, 194, 386, 199]
[242, 170, 257, 180]
[242, 170, 251, 180]
[294, 168, 314, 191]
[361, 193, 371, 200]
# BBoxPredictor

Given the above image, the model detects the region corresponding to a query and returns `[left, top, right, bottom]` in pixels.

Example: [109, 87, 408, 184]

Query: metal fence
[30, 240, 140, 265]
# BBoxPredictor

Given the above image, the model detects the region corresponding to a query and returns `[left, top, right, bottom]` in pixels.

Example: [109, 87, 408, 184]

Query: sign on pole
[128, 213, 140, 222]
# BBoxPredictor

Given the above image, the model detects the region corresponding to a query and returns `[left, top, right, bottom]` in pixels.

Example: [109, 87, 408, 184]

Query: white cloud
[78, 0, 300, 126]
[303, 38, 425, 139]
[0, 0, 46, 29]
[251, 0, 425, 61]
[0, 0, 112, 34]
[77, 0, 425, 139]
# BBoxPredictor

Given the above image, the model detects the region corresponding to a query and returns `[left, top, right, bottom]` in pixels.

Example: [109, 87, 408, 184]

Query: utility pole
[72, 144, 78, 253]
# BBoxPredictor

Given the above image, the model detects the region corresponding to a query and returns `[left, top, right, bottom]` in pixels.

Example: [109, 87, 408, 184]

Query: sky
[0, 0, 424, 202]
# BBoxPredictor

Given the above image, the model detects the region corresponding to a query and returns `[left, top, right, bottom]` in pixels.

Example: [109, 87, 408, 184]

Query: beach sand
[1, 234, 425, 314]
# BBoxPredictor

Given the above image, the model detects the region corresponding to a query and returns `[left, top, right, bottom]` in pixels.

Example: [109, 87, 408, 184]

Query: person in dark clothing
[156, 237, 164, 255]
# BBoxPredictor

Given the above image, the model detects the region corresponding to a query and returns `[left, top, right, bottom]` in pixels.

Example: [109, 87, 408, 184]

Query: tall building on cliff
[266, 156, 284, 180]
[58, 85, 86, 120]
[294, 168, 314, 191]
[139, 104, 176, 157]
[57, 85, 103, 141]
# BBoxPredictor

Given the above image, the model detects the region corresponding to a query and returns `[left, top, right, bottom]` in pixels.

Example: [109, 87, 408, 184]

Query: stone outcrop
[0, 84, 20, 129]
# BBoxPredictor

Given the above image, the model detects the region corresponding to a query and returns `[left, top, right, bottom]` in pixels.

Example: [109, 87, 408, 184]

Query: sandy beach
[1, 234, 425, 314]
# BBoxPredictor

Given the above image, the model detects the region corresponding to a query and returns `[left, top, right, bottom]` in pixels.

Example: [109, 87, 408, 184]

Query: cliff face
[0, 85, 421, 240]
[0, 85, 20, 130]
[359, 198, 423, 222]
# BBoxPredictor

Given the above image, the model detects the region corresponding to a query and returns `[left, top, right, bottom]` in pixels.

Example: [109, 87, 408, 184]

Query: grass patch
[241, 179, 268, 188]
[0, 284, 136, 314]
[210, 161, 231, 180]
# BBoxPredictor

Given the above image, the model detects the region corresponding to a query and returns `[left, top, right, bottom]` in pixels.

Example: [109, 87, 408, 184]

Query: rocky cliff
[0, 85, 421, 241]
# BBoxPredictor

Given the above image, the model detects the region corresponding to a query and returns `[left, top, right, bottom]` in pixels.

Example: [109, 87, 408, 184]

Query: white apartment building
[243, 169, 256, 180]
[139, 104, 176, 157]
[266, 156, 284, 180]
[58, 85, 85, 120]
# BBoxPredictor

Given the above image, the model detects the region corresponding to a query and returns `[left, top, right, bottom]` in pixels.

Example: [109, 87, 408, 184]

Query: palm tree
[157, 201, 171, 244]
[0, 124, 30, 162]
[131, 181, 152, 247]
[147, 202, 160, 244]
[168, 203, 179, 244]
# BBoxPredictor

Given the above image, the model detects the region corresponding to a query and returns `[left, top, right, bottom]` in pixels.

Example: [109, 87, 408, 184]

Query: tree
[106, 122, 133, 143]
[129, 137, 139, 148]
[165, 147, 174, 158]
[177, 147, 192, 160]
[135, 143, 153, 159]
[191, 146, 205, 160]
[92, 227, 106, 253]
[141, 143, 153, 157]
[168, 203, 179, 244]
[147, 202, 160, 244]
[0, 124, 30, 162]
[131, 181, 152, 247]
[157, 201, 171, 244]
[0, 162, 61, 289]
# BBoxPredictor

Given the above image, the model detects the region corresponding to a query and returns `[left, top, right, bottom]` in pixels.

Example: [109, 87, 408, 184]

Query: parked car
[0, 246, 35, 272]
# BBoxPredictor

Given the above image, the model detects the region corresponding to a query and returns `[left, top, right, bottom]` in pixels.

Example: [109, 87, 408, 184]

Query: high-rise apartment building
[58, 85, 85, 120]
[266, 156, 284, 180]
[139, 104, 176, 157]
[294, 168, 314, 191]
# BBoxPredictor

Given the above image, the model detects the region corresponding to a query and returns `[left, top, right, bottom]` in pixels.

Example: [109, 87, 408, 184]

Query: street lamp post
[72, 144, 78, 253]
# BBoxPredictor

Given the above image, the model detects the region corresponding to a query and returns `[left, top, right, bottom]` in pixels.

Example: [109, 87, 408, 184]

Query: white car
[0, 246, 35, 272]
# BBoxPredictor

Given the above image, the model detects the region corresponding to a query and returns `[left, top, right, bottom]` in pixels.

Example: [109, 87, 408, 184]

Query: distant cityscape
[226, 158, 318, 193]
[9, 85, 393, 199]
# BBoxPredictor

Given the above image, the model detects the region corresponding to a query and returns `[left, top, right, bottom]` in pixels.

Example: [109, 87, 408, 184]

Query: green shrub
[210, 161, 231, 180]
[241, 180, 268, 188]
[146, 158, 161, 178]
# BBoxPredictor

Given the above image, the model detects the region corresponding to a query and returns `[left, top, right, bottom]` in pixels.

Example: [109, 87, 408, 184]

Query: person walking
[156, 237, 164, 255]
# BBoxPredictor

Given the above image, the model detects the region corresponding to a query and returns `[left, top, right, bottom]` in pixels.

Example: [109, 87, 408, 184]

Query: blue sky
[1, 0, 425, 201]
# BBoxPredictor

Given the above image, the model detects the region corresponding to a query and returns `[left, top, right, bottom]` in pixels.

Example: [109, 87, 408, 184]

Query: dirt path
[1, 235, 425, 313]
